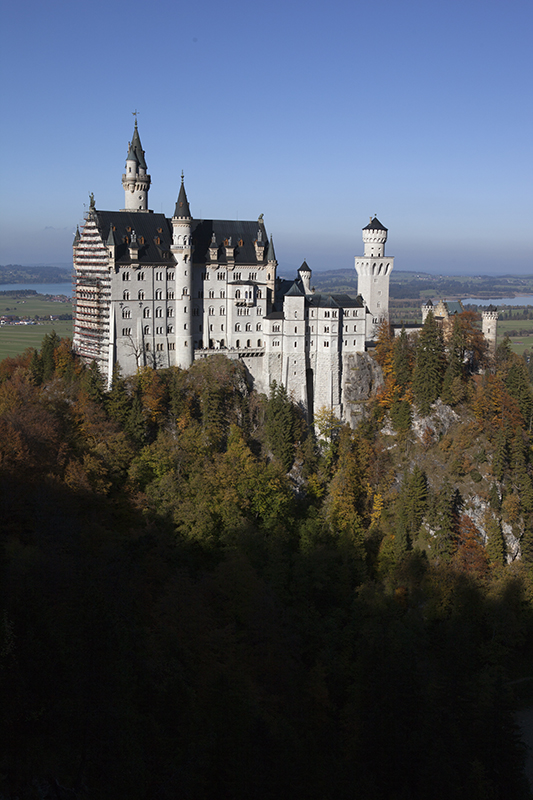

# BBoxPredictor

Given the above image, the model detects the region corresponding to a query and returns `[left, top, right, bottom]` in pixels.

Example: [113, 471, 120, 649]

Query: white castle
[73, 122, 394, 420]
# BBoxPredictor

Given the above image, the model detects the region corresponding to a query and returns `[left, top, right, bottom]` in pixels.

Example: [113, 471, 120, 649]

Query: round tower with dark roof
[121, 121, 151, 211]
[171, 175, 193, 368]
[354, 216, 394, 329]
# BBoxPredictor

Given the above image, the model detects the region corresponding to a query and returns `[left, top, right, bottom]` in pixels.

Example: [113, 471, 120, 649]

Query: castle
[73, 121, 395, 419]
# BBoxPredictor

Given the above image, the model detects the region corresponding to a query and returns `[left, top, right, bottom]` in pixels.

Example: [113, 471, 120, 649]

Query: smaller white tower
[482, 306, 498, 354]
[421, 299, 434, 323]
[298, 261, 312, 295]
[121, 121, 151, 211]
[171, 175, 193, 367]
[354, 217, 394, 325]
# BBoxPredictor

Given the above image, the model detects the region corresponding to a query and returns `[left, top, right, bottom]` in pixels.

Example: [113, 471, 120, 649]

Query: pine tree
[484, 513, 506, 567]
[442, 317, 464, 405]
[392, 326, 412, 390]
[265, 382, 297, 472]
[412, 312, 445, 414]
[40, 331, 60, 381]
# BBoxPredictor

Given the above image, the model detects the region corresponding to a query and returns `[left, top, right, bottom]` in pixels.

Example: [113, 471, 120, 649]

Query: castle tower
[171, 175, 193, 367]
[298, 260, 312, 295]
[354, 216, 394, 325]
[421, 298, 433, 323]
[121, 121, 151, 211]
[482, 305, 498, 354]
[266, 235, 278, 310]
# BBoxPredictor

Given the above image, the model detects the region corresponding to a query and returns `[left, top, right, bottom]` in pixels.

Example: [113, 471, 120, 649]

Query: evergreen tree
[40, 331, 60, 381]
[392, 326, 412, 390]
[265, 382, 298, 472]
[484, 513, 506, 567]
[441, 317, 464, 405]
[412, 312, 445, 414]
[505, 358, 533, 427]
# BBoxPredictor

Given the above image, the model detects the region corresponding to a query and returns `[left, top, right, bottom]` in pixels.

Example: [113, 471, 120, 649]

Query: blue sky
[0, 0, 531, 275]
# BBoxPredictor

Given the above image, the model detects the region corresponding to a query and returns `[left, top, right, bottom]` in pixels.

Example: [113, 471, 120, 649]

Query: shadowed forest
[2, 316, 533, 798]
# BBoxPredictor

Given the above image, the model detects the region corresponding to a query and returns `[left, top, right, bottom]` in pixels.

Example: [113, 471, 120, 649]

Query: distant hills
[0, 265, 72, 284]
[310, 269, 533, 300]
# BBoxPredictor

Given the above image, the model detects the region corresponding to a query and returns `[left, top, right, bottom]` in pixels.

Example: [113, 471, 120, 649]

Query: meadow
[0, 292, 72, 360]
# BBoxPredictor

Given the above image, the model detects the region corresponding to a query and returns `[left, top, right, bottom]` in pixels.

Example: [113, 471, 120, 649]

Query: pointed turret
[267, 235, 277, 263]
[73, 226, 80, 247]
[174, 174, 191, 218]
[298, 260, 312, 294]
[171, 173, 193, 368]
[121, 120, 151, 211]
[266, 235, 277, 309]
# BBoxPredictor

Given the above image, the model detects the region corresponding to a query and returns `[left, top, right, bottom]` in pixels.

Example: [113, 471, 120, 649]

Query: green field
[0, 320, 73, 361]
[0, 293, 73, 360]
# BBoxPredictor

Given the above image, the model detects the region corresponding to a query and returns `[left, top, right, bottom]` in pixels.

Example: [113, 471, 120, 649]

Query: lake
[0, 282, 72, 297]
[462, 296, 533, 306]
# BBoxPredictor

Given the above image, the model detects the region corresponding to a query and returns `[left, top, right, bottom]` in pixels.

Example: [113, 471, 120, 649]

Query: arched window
[236, 339, 240, 348]
[257, 339, 262, 347]
[138, 291, 145, 300]
[123, 290, 130, 300]
[246, 339, 251, 348]
[137, 272, 144, 281]
[235, 290, 241, 299]
[122, 307, 131, 319]
[155, 289, 163, 300]
[246, 323, 251, 331]
[256, 323, 262, 331]
[144, 325, 150, 335]
[155, 307, 163, 318]
[235, 323, 241, 332]
[122, 272, 130, 281]
[209, 307, 215, 316]
[143, 307, 150, 318]
[167, 308, 174, 317]
[220, 307, 226, 315]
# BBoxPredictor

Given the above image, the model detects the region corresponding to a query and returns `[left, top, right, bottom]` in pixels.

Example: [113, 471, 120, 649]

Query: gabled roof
[363, 216, 387, 232]
[285, 281, 304, 297]
[94, 211, 173, 265]
[191, 219, 269, 266]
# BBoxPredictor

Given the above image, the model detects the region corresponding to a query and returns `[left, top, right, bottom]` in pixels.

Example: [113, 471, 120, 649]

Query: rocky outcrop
[342, 352, 383, 427]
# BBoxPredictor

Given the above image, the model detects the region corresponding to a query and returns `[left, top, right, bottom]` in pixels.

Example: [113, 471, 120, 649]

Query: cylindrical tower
[121, 121, 151, 211]
[171, 176, 193, 367]
[482, 305, 498, 354]
[354, 216, 394, 323]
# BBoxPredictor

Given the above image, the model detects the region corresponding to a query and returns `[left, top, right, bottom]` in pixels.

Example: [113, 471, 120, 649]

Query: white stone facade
[73, 125, 393, 421]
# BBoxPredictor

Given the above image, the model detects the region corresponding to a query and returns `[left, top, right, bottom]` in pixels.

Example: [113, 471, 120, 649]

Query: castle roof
[285, 281, 304, 297]
[94, 211, 174, 265]
[130, 122, 147, 169]
[363, 216, 387, 232]
[191, 219, 269, 266]
[298, 260, 311, 273]
[174, 178, 191, 218]
[267, 235, 277, 262]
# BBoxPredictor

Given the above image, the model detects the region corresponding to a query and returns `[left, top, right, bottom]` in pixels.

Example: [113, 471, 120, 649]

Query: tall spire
[174, 173, 191, 218]
[121, 118, 151, 212]
[267, 235, 277, 262]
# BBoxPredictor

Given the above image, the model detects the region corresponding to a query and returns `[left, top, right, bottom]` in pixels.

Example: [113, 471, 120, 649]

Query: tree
[265, 382, 300, 472]
[412, 312, 445, 414]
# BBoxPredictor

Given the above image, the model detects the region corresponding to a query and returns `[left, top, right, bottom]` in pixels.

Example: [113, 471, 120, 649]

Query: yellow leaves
[370, 491, 384, 528]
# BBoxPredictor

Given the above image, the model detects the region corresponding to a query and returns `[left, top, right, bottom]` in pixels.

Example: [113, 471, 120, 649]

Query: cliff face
[342, 352, 384, 426]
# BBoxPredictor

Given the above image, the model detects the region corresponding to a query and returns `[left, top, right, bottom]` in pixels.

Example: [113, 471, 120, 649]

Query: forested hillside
[1, 320, 533, 799]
